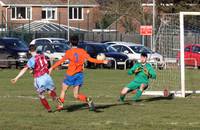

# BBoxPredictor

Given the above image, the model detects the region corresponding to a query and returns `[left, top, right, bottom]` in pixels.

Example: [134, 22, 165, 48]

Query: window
[107, 46, 117, 52]
[192, 46, 200, 53]
[185, 47, 190, 52]
[112, 45, 122, 52]
[86, 45, 95, 53]
[121, 46, 132, 54]
[11, 7, 32, 19]
[35, 40, 50, 44]
[43, 45, 54, 53]
[69, 7, 83, 20]
[42, 8, 57, 20]
[130, 46, 152, 54]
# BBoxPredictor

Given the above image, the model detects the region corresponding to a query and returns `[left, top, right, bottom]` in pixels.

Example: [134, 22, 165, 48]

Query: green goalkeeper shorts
[126, 81, 148, 90]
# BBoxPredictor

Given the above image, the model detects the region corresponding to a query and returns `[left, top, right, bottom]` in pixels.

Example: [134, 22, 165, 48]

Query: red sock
[49, 90, 57, 100]
[40, 98, 51, 111]
[77, 94, 87, 102]
[60, 98, 65, 103]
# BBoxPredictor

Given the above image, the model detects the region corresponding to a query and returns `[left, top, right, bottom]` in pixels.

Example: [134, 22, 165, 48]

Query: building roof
[15, 20, 87, 33]
[0, 0, 98, 7]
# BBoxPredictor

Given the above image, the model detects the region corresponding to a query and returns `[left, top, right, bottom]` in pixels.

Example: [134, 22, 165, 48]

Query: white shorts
[34, 73, 55, 94]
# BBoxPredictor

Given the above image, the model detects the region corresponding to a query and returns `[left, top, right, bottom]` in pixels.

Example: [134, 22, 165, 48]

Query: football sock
[49, 90, 57, 101]
[40, 98, 51, 111]
[119, 95, 125, 102]
[77, 94, 87, 102]
[59, 98, 65, 103]
[133, 90, 142, 101]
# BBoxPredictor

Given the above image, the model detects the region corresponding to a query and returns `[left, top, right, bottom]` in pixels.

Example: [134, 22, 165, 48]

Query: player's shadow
[62, 102, 130, 113]
[139, 94, 174, 102]
[124, 94, 175, 103]
[63, 103, 88, 112]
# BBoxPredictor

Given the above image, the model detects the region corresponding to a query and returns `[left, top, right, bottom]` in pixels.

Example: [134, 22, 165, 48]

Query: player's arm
[148, 66, 156, 79]
[128, 63, 140, 75]
[11, 66, 29, 84]
[11, 57, 35, 84]
[87, 57, 108, 64]
[86, 52, 108, 64]
[49, 53, 68, 74]
[144, 64, 156, 79]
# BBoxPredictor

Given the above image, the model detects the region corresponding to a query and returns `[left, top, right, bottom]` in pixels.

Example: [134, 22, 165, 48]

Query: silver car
[106, 41, 164, 68]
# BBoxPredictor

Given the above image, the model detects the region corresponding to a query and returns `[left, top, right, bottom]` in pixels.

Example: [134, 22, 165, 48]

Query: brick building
[0, 0, 100, 30]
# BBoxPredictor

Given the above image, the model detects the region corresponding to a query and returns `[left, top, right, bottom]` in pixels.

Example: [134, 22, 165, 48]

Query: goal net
[143, 12, 200, 97]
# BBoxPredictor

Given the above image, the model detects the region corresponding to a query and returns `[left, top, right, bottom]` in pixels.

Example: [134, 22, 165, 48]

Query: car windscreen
[52, 40, 68, 44]
[106, 46, 118, 52]
[130, 46, 153, 54]
[6, 39, 28, 49]
[93, 44, 108, 53]
[52, 44, 70, 52]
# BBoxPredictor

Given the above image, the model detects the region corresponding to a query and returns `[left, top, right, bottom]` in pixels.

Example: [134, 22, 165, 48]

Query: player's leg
[47, 89, 63, 109]
[42, 73, 64, 110]
[45, 74, 57, 101]
[119, 87, 130, 102]
[57, 83, 70, 110]
[72, 72, 88, 103]
[48, 89, 57, 101]
[73, 86, 95, 111]
[57, 74, 72, 109]
[119, 81, 140, 102]
[34, 77, 52, 112]
[73, 86, 86, 101]
[38, 92, 52, 112]
[132, 83, 147, 101]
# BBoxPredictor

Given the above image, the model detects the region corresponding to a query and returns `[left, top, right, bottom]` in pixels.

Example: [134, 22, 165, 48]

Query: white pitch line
[0, 95, 147, 106]
[0, 95, 130, 105]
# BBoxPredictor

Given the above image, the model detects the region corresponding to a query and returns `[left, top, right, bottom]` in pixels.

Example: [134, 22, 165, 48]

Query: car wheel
[105, 60, 113, 68]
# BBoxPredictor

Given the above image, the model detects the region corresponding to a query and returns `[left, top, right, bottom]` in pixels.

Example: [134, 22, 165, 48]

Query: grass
[0, 68, 200, 130]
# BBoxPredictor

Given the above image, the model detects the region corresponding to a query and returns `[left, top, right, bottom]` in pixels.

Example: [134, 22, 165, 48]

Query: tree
[157, 0, 200, 13]
[97, 0, 151, 33]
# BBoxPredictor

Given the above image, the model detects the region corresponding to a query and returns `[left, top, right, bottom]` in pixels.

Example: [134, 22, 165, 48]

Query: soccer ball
[163, 88, 169, 97]
[96, 53, 106, 60]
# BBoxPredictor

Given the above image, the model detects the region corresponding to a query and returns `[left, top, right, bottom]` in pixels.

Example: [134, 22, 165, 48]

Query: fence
[0, 20, 153, 47]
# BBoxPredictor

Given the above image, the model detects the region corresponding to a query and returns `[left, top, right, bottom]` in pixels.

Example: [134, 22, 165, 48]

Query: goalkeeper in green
[119, 52, 156, 102]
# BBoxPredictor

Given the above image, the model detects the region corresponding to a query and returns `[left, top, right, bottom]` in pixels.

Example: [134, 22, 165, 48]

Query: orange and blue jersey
[51, 47, 105, 76]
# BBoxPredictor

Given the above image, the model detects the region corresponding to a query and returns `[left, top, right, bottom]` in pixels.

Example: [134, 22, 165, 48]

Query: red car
[177, 44, 200, 68]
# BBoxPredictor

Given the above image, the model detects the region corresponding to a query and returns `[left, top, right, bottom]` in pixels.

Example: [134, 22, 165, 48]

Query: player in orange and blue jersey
[11, 45, 62, 113]
[49, 35, 108, 111]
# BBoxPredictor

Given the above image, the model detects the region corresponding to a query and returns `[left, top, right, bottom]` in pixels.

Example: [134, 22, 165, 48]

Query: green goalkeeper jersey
[128, 62, 156, 84]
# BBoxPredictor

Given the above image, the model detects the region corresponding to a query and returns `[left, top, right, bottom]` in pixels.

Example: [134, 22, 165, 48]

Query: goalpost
[143, 12, 200, 98]
[180, 12, 200, 97]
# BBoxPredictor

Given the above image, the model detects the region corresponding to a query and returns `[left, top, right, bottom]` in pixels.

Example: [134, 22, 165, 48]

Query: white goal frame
[180, 12, 200, 97]
[143, 12, 200, 98]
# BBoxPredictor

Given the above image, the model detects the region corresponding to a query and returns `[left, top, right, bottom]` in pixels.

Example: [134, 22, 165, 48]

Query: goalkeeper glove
[134, 67, 142, 74]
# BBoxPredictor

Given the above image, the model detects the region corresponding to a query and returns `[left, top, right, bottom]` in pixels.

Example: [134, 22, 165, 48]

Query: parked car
[177, 44, 200, 68]
[30, 38, 69, 45]
[30, 42, 70, 67]
[0, 37, 28, 68]
[78, 42, 129, 68]
[106, 41, 164, 68]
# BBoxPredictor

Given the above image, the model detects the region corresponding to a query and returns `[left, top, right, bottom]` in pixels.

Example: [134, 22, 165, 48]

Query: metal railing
[106, 57, 117, 70]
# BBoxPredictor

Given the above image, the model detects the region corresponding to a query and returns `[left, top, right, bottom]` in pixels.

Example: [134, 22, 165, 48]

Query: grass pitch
[0, 69, 200, 130]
